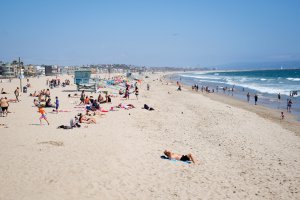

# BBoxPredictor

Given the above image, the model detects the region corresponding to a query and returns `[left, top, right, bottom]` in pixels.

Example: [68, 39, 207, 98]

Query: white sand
[0, 74, 299, 200]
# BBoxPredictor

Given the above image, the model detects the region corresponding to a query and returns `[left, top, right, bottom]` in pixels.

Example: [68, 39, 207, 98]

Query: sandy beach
[0, 73, 300, 200]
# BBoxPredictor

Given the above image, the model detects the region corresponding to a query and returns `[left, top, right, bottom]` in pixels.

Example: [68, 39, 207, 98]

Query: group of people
[77, 90, 111, 110]
[31, 88, 59, 111]
[0, 87, 20, 117]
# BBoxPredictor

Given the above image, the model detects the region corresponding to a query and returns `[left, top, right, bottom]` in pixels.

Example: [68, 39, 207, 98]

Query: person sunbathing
[97, 94, 104, 102]
[86, 110, 105, 117]
[100, 94, 111, 104]
[45, 98, 54, 107]
[143, 104, 154, 111]
[117, 103, 135, 109]
[78, 113, 96, 124]
[163, 150, 195, 164]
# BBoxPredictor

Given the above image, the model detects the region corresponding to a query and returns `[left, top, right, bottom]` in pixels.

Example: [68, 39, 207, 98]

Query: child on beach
[281, 112, 285, 120]
[55, 96, 59, 113]
[135, 86, 139, 100]
[39, 106, 49, 125]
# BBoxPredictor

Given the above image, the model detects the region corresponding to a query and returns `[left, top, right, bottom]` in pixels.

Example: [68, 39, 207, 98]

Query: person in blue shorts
[55, 96, 59, 113]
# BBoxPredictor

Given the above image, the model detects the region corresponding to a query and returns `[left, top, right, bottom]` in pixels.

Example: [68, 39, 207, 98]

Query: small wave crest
[180, 74, 222, 80]
[287, 78, 300, 81]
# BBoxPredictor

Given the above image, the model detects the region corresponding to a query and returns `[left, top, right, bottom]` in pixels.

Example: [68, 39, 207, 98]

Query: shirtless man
[164, 150, 196, 164]
[0, 97, 9, 117]
[14, 87, 20, 102]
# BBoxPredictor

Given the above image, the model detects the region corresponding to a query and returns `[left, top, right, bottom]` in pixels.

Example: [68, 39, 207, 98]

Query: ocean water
[171, 69, 300, 120]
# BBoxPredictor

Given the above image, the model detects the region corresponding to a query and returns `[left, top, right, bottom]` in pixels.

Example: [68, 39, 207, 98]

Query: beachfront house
[0, 62, 16, 78]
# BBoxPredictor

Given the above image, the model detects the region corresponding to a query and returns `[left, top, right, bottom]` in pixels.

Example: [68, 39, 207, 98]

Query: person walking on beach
[55, 96, 59, 113]
[14, 87, 20, 102]
[278, 93, 281, 102]
[254, 94, 258, 105]
[135, 86, 139, 100]
[287, 99, 292, 112]
[0, 97, 9, 117]
[247, 92, 250, 102]
[38, 106, 49, 125]
[79, 90, 85, 105]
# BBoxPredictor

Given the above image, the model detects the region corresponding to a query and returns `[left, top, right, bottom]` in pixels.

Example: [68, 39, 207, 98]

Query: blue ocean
[171, 69, 300, 120]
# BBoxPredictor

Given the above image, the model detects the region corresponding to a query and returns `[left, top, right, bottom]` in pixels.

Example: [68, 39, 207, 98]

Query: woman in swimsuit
[78, 113, 96, 124]
[164, 150, 195, 164]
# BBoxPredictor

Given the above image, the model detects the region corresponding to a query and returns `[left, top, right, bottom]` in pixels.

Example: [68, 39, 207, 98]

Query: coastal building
[34, 66, 44, 76]
[44, 65, 60, 76]
[0, 63, 16, 78]
[24, 65, 37, 77]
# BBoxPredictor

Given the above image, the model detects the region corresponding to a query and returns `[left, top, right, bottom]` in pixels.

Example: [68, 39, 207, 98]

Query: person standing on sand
[287, 99, 292, 112]
[254, 94, 258, 105]
[0, 97, 9, 117]
[14, 87, 20, 102]
[281, 112, 285, 120]
[79, 90, 85, 105]
[135, 86, 139, 100]
[55, 96, 59, 113]
[247, 92, 250, 102]
[38, 106, 49, 125]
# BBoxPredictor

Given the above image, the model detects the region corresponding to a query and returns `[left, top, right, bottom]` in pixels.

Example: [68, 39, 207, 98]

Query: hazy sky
[0, 0, 300, 67]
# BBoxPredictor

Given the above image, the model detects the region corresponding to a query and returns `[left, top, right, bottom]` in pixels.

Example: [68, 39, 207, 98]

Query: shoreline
[165, 73, 300, 136]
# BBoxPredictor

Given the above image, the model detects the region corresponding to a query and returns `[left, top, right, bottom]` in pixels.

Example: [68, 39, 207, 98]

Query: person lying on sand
[99, 94, 111, 104]
[0, 124, 8, 128]
[143, 104, 154, 111]
[57, 116, 81, 129]
[116, 103, 135, 110]
[78, 113, 96, 124]
[68, 93, 79, 98]
[163, 150, 196, 164]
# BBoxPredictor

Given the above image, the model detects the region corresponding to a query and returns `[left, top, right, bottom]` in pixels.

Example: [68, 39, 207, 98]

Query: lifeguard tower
[74, 70, 96, 92]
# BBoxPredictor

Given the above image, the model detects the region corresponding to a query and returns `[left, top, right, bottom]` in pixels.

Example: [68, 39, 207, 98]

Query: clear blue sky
[0, 0, 300, 67]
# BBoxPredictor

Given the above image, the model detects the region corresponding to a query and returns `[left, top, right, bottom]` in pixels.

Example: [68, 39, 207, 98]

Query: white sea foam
[197, 80, 226, 84]
[180, 74, 222, 80]
[226, 80, 291, 95]
[182, 72, 299, 96]
[287, 78, 300, 81]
